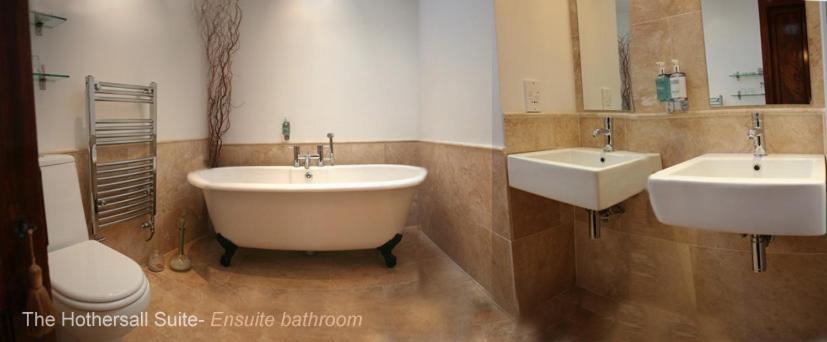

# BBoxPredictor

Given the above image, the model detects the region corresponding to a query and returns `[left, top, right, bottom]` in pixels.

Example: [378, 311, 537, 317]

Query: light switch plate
[601, 87, 612, 109]
[523, 79, 541, 113]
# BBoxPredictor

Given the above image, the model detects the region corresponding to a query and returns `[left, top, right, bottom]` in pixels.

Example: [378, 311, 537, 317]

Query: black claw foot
[216, 234, 238, 267]
[377, 234, 403, 268]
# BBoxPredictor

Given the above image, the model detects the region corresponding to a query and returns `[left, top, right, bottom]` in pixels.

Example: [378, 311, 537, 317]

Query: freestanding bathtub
[187, 164, 427, 267]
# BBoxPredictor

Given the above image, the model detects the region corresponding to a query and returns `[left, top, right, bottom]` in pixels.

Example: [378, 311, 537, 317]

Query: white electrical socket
[523, 79, 541, 113]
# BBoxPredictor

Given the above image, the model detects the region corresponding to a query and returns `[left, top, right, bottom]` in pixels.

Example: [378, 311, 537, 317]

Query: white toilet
[40, 154, 150, 342]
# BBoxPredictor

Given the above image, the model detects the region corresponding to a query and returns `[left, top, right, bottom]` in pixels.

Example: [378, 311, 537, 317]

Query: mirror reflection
[702, 0, 811, 107]
[576, 0, 632, 111]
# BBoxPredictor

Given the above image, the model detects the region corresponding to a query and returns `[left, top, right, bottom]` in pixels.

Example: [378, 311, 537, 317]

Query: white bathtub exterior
[188, 165, 426, 251]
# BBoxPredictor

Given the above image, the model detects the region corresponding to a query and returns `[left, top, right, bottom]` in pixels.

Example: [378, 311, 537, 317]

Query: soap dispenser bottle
[282, 117, 291, 141]
[655, 62, 671, 103]
[669, 59, 688, 112]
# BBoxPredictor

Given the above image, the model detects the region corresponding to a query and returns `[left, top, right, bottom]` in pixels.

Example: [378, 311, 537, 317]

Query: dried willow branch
[618, 33, 632, 111]
[198, 0, 242, 167]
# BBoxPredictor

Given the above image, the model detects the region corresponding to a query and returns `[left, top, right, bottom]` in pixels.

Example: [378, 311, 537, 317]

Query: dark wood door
[759, 0, 811, 104]
[0, 0, 53, 340]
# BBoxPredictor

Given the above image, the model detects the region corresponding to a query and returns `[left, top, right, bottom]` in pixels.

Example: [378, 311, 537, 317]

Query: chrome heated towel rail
[86, 75, 157, 240]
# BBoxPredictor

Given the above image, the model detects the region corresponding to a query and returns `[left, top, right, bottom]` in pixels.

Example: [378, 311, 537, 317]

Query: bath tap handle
[317, 144, 325, 167]
[292, 145, 300, 167]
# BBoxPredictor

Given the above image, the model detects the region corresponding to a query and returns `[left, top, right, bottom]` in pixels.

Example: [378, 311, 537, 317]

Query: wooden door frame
[0, 0, 52, 340]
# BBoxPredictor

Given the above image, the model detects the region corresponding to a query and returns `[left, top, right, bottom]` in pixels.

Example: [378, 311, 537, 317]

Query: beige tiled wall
[59, 139, 210, 264]
[577, 110, 827, 339]
[501, 114, 583, 314]
[416, 142, 518, 313]
[505, 109, 827, 339]
[560, 1, 827, 336]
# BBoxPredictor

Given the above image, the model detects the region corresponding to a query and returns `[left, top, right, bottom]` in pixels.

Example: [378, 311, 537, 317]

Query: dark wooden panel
[759, 0, 811, 104]
[0, 0, 52, 340]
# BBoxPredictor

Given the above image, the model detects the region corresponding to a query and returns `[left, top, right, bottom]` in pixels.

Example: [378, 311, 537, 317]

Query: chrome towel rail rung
[95, 132, 153, 139]
[97, 207, 152, 227]
[96, 119, 153, 124]
[97, 174, 154, 189]
[97, 169, 153, 182]
[94, 126, 152, 132]
[97, 156, 154, 168]
[96, 138, 154, 146]
[97, 81, 153, 91]
[96, 188, 152, 205]
[97, 199, 152, 217]
[97, 210, 152, 228]
[93, 96, 153, 104]
[98, 205, 151, 221]
[96, 164, 152, 175]
[94, 89, 152, 97]
[96, 182, 153, 196]
[97, 192, 150, 209]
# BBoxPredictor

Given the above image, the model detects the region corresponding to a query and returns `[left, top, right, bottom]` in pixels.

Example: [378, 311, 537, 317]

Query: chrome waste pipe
[751, 234, 772, 272]
[586, 205, 625, 240]
[587, 210, 601, 239]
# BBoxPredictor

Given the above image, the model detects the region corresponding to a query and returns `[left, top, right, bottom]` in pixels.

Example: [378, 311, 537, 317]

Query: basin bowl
[507, 148, 662, 211]
[648, 153, 826, 236]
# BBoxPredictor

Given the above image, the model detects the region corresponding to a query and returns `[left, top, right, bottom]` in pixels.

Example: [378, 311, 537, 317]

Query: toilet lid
[49, 240, 145, 303]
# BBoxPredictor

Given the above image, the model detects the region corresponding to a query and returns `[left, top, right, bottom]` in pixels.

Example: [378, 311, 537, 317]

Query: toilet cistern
[592, 117, 614, 152]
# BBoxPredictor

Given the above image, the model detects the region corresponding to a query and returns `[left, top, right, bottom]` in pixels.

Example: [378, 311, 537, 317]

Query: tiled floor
[125, 227, 569, 341]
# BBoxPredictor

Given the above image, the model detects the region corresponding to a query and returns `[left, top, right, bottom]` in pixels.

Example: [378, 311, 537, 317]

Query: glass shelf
[33, 72, 69, 90]
[730, 92, 765, 100]
[30, 10, 67, 36]
[729, 70, 764, 80]
[33, 72, 69, 79]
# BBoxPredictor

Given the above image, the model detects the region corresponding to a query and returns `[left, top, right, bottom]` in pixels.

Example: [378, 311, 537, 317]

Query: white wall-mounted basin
[648, 154, 826, 236]
[507, 148, 662, 211]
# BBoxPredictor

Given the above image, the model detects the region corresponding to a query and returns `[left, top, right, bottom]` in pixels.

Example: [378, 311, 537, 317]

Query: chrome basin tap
[748, 112, 766, 157]
[592, 117, 614, 152]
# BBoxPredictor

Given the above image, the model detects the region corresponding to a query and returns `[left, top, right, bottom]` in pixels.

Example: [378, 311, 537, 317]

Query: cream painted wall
[577, 0, 623, 111]
[30, 0, 208, 152]
[32, 0, 509, 149]
[418, 0, 503, 148]
[226, 0, 419, 144]
[494, 0, 577, 114]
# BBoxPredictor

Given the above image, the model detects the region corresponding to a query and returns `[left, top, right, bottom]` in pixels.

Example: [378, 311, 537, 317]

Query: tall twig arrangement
[198, 0, 242, 167]
[618, 33, 633, 111]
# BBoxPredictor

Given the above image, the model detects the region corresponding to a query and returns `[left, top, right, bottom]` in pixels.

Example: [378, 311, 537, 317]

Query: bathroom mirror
[702, 0, 811, 107]
[576, 0, 632, 111]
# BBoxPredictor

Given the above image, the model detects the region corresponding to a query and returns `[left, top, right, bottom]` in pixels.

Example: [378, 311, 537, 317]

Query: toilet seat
[52, 279, 148, 312]
[49, 240, 148, 312]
